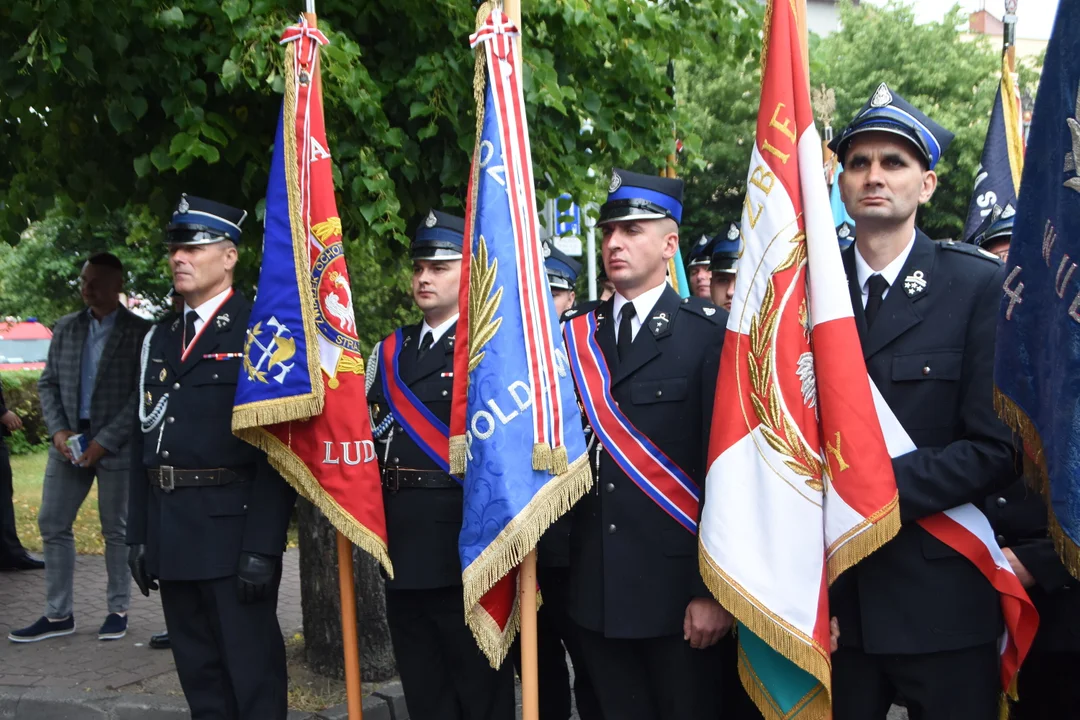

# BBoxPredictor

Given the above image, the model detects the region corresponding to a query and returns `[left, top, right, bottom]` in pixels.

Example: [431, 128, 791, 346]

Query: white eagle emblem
[796, 352, 818, 418]
[609, 171, 622, 193]
[424, 211, 438, 228]
[177, 195, 190, 214]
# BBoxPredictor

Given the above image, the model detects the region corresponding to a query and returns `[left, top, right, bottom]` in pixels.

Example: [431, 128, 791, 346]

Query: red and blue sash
[564, 312, 700, 533]
[379, 329, 458, 480]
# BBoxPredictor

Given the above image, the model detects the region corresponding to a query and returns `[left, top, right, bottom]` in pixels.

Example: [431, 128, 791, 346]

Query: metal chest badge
[649, 312, 670, 336]
[903, 270, 927, 296]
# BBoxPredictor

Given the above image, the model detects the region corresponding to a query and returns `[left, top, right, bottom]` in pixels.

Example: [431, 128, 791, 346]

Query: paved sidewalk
[0, 550, 302, 692]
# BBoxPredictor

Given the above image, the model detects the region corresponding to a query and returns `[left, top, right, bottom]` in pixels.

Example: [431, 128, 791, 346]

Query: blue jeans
[37, 449, 130, 618]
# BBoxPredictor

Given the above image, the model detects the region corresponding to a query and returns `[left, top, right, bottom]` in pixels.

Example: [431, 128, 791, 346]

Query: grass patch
[12, 449, 105, 555]
[12, 449, 298, 555]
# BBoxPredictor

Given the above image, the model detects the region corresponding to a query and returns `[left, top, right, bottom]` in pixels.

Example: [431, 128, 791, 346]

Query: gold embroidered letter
[1002, 266, 1023, 321]
[1055, 255, 1076, 298]
[743, 195, 763, 229]
[749, 165, 775, 195]
[1043, 221, 1057, 266]
[769, 103, 797, 144]
[761, 140, 790, 165]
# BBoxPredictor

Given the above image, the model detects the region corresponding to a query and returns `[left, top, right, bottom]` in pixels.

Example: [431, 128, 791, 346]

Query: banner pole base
[337, 530, 364, 720]
[520, 549, 539, 720]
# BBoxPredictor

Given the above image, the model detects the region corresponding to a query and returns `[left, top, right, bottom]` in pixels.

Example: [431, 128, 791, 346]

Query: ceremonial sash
[379, 329, 457, 479]
[564, 312, 699, 533]
[871, 383, 1038, 693]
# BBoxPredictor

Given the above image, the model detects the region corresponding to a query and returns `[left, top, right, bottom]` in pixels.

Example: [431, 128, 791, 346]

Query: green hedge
[1, 370, 49, 455]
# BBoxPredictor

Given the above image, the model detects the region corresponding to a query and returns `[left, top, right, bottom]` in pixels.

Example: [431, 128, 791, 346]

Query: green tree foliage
[681, 2, 1025, 243]
[1, 0, 756, 347]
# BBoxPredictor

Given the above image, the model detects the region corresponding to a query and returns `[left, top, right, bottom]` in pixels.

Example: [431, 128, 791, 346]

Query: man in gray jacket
[8, 253, 150, 643]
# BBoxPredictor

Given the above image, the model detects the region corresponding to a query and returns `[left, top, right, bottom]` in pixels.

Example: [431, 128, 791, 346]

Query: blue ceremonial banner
[964, 56, 1026, 242]
[994, 0, 1080, 579]
[829, 165, 855, 233]
[451, 7, 592, 665]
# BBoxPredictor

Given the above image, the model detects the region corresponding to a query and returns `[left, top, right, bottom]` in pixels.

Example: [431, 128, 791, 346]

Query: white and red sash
[564, 312, 700, 533]
[871, 383, 1038, 692]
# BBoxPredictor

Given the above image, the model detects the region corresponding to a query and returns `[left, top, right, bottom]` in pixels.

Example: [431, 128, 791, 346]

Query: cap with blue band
[686, 234, 716, 269]
[598, 168, 684, 226]
[543, 240, 582, 291]
[709, 223, 741, 274]
[412, 209, 465, 260]
[166, 194, 247, 245]
[829, 83, 954, 170]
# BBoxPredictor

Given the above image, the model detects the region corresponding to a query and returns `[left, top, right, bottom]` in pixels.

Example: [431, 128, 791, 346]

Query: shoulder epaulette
[679, 296, 723, 323]
[939, 240, 1003, 265]
[562, 300, 601, 322]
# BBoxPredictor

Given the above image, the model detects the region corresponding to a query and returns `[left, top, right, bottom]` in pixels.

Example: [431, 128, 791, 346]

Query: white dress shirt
[419, 313, 459, 348]
[853, 230, 917, 308]
[611, 281, 668, 342]
[183, 287, 233, 337]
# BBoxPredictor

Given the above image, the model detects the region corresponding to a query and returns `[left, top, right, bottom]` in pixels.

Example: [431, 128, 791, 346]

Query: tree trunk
[297, 498, 396, 681]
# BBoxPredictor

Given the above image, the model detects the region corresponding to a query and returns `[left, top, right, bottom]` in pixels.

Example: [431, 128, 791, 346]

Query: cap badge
[870, 83, 893, 109]
[609, 171, 622, 193]
[1001, 204, 1016, 219]
[424, 211, 438, 228]
[903, 270, 927, 296]
[542, 242, 552, 257]
[727, 224, 740, 241]
[838, 225, 850, 239]
[649, 312, 670, 335]
[698, 236, 709, 247]
[177, 196, 190, 214]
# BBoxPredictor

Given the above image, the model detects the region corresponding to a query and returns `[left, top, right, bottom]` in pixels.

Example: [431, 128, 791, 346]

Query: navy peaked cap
[412, 209, 465, 260]
[599, 168, 684, 225]
[166, 194, 247, 245]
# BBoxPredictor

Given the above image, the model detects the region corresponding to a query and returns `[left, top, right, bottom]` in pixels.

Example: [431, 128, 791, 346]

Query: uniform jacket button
[172, 382, 181, 390]
[996, 534, 1006, 545]
[161, 450, 170, 459]
[996, 497, 1007, 507]
[655, 390, 662, 398]
[441, 390, 448, 397]
[606, 482, 615, 493]
[392, 457, 400, 464]
[608, 524, 616, 534]
[167, 416, 175, 424]
[212, 373, 219, 380]
[922, 366, 931, 376]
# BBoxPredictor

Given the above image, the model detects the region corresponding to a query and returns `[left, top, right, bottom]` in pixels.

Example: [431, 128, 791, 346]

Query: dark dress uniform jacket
[368, 322, 462, 590]
[566, 287, 725, 639]
[985, 481, 1080, 654]
[831, 231, 1016, 655]
[126, 291, 296, 581]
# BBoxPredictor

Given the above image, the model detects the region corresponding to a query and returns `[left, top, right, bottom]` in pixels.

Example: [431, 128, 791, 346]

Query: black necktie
[617, 302, 635, 360]
[417, 331, 434, 360]
[184, 310, 199, 350]
[864, 275, 889, 328]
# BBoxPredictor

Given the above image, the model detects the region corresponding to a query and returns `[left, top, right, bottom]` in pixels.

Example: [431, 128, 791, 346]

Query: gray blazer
[38, 306, 151, 469]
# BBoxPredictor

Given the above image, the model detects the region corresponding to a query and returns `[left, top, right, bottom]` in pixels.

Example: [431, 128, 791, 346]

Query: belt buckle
[386, 467, 400, 493]
[160, 465, 175, 493]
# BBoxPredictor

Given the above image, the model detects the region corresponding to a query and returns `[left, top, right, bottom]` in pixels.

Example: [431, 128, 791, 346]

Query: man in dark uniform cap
[545, 241, 582, 318]
[708, 223, 740, 313]
[366, 210, 514, 720]
[969, 204, 1014, 262]
[126, 194, 297, 720]
[562, 168, 730, 720]
[685, 233, 716, 299]
[827, 83, 1016, 720]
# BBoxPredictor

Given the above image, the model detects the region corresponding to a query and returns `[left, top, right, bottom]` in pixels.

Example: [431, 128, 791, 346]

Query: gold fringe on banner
[737, 642, 829, 720]
[463, 452, 593, 666]
[550, 445, 568, 475]
[449, 435, 468, 476]
[237, 424, 393, 577]
[699, 548, 831, 720]
[995, 390, 1080, 580]
[825, 493, 900, 586]
[532, 442, 552, 471]
[232, 46, 325, 432]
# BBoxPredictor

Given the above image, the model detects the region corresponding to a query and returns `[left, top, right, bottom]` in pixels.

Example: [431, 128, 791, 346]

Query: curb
[0, 683, 409, 720]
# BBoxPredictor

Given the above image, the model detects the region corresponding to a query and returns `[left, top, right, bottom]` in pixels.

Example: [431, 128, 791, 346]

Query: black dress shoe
[0, 553, 44, 571]
[149, 631, 170, 649]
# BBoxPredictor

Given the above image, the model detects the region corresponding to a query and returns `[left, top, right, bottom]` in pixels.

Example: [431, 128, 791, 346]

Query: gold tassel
[449, 435, 467, 476]
[532, 442, 552, 471]
[550, 445, 568, 475]
[826, 493, 901, 586]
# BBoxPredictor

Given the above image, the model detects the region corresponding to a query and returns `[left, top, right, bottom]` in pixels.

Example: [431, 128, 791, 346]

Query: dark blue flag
[964, 57, 1025, 243]
[995, 0, 1080, 579]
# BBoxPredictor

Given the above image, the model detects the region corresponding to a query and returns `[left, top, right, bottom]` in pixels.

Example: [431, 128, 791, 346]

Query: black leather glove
[128, 544, 158, 597]
[236, 552, 277, 604]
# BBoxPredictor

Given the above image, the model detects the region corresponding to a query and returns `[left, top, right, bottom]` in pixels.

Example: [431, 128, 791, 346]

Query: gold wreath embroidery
[311, 217, 343, 243]
[244, 322, 268, 383]
[468, 234, 503, 373]
[747, 235, 825, 491]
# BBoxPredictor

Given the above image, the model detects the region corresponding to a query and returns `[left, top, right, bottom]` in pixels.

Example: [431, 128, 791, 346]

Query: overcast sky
[864, 0, 1059, 40]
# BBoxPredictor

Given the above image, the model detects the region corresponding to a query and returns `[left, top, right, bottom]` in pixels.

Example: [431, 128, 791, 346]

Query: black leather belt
[380, 466, 459, 492]
[149, 466, 246, 493]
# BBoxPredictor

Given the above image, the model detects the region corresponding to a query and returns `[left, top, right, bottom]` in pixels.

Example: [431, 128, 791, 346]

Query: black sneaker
[98, 613, 128, 641]
[8, 616, 76, 643]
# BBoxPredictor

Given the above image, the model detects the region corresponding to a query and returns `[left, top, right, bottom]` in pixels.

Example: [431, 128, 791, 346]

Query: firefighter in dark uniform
[827, 84, 1016, 720]
[562, 169, 729, 720]
[515, 242, 601, 720]
[969, 204, 1015, 263]
[126, 195, 297, 720]
[366, 210, 514, 720]
[708, 223, 740, 313]
[685, 233, 716, 300]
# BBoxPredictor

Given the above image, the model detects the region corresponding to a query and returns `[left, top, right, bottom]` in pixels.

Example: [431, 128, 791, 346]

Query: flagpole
[298, 6, 365, 717]
[500, 5, 539, 717]
[1003, 0, 1018, 73]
